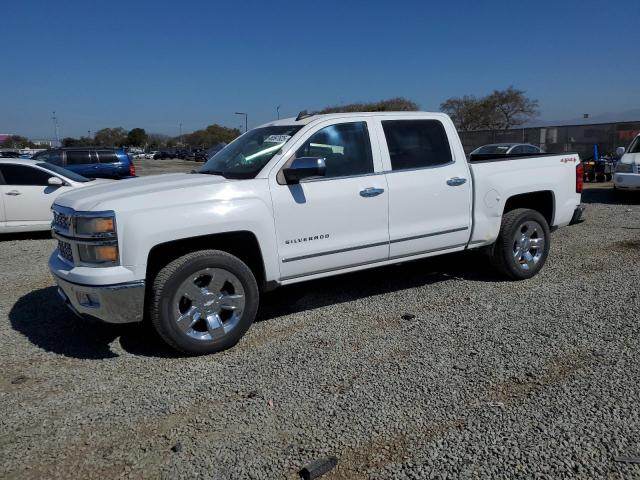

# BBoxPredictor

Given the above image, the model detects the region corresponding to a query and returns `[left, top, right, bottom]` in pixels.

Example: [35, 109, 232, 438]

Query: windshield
[629, 136, 640, 154]
[200, 126, 302, 179]
[36, 162, 92, 182]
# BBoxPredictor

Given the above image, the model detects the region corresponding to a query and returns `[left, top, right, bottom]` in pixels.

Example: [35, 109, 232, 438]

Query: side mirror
[283, 157, 326, 184]
[616, 146, 626, 158]
[48, 176, 64, 186]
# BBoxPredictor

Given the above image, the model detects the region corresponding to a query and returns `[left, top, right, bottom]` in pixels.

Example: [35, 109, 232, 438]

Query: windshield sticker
[264, 134, 291, 143]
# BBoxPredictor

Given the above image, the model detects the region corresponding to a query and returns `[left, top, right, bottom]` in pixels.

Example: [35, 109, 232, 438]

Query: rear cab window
[381, 119, 453, 171]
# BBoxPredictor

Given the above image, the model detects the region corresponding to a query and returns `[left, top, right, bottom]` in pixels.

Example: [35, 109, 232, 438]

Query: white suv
[614, 134, 640, 193]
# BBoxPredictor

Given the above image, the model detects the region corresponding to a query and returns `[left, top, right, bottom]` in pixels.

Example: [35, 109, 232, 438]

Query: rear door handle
[6, 190, 21, 196]
[360, 187, 384, 198]
[446, 177, 467, 186]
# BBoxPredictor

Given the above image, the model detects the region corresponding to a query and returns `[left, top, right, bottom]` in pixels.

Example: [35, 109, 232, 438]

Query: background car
[470, 143, 543, 156]
[0, 159, 113, 233]
[31, 147, 136, 179]
[145, 151, 158, 159]
[0, 150, 21, 158]
[613, 134, 640, 193]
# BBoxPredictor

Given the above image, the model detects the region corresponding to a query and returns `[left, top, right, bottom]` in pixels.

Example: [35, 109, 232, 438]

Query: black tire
[150, 249, 259, 355]
[490, 208, 551, 280]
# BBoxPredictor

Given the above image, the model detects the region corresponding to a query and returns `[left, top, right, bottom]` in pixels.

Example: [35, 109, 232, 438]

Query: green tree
[317, 97, 419, 114]
[61, 136, 92, 147]
[1, 135, 37, 148]
[126, 128, 148, 147]
[182, 124, 241, 147]
[94, 127, 128, 146]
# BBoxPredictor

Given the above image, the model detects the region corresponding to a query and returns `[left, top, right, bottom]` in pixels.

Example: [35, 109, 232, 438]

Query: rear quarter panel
[470, 154, 581, 244]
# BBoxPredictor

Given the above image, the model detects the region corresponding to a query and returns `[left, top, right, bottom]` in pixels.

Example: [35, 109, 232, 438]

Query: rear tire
[490, 208, 550, 280]
[150, 250, 259, 355]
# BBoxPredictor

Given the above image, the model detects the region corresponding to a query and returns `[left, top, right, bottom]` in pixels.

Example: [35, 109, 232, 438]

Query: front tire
[490, 208, 550, 280]
[150, 250, 259, 355]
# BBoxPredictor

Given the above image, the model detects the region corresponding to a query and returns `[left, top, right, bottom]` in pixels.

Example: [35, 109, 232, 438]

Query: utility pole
[51, 111, 59, 145]
[276, 105, 281, 120]
[235, 112, 248, 133]
[179, 122, 182, 145]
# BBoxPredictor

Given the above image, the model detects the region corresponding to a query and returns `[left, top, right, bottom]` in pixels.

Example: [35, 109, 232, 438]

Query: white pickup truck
[49, 112, 584, 355]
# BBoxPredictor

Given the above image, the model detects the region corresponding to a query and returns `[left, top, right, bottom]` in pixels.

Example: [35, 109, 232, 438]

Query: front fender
[117, 197, 279, 282]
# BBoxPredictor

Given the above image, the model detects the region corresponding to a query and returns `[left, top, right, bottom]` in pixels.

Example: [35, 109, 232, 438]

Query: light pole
[51, 111, 59, 145]
[235, 112, 248, 133]
[179, 122, 183, 145]
[276, 105, 281, 120]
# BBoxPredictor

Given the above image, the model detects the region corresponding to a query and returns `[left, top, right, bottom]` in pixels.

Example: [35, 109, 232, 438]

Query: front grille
[57, 240, 73, 263]
[52, 211, 71, 231]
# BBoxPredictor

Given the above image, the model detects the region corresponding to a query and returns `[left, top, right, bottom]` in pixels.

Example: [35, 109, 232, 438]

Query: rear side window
[0, 164, 53, 186]
[382, 120, 452, 171]
[65, 150, 92, 165]
[97, 150, 119, 163]
[295, 122, 373, 179]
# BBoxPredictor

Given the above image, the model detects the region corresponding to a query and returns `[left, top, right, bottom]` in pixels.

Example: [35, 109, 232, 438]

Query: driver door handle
[360, 187, 384, 198]
[446, 177, 467, 186]
[6, 190, 21, 196]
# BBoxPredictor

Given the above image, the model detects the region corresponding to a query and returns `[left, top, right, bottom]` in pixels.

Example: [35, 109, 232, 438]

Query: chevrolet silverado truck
[49, 112, 585, 355]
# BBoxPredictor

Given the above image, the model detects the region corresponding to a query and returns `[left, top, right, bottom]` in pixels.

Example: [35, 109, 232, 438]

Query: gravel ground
[1, 181, 639, 479]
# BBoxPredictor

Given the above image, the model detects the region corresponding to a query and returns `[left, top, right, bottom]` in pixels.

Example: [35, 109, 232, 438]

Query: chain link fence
[459, 121, 640, 159]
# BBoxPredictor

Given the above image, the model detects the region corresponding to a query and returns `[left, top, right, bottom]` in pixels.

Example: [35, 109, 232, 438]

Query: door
[376, 118, 472, 259]
[270, 120, 389, 280]
[0, 164, 72, 226]
[64, 150, 97, 177]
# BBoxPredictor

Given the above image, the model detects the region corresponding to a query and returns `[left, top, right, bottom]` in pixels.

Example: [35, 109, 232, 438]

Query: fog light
[77, 292, 99, 307]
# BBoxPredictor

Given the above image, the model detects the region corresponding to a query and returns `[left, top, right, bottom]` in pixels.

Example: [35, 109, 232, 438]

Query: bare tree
[317, 97, 419, 114]
[440, 87, 539, 131]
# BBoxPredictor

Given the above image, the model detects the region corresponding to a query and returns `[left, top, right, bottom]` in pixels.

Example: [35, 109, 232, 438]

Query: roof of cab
[257, 111, 448, 128]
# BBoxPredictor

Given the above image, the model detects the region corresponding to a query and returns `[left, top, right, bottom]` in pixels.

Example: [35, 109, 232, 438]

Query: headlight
[75, 215, 116, 237]
[77, 243, 119, 264]
[615, 162, 633, 173]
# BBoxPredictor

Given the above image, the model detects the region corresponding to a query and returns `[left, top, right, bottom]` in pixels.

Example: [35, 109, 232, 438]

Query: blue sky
[2, 0, 639, 138]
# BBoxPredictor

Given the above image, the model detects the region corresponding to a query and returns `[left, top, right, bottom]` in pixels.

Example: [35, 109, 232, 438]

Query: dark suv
[32, 147, 136, 179]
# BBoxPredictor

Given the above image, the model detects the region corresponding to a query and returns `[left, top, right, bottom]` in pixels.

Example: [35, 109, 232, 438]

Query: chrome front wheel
[173, 268, 246, 342]
[150, 250, 259, 355]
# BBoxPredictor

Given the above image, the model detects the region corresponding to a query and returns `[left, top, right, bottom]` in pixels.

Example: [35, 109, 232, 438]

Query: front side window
[0, 164, 53, 186]
[200, 125, 301, 179]
[629, 136, 640, 154]
[65, 150, 92, 165]
[382, 120, 452, 171]
[295, 122, 373, 178]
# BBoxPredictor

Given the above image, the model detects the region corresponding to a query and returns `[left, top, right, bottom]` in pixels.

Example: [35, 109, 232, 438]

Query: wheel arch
[146, 231, 267, 292]
[503, 190, 555, 226]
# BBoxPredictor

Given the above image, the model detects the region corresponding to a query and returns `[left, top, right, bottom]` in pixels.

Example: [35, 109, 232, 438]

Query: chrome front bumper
[53, 275, 145, 324]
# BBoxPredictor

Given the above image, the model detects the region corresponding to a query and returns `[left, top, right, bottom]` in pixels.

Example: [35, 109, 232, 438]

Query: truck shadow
[258, 251, 501, 322]
[10, 252, 499, 359]
[9, 287, 179, 359]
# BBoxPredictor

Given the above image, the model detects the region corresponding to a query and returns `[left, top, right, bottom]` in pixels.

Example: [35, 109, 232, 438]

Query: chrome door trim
[390, 226, 468, 244]
[281, 240, 388, 263]
[281, 226, 468, 263]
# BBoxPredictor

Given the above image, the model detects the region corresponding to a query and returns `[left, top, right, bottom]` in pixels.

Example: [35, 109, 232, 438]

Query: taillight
[576, 162, 583, 193]
[129, 162, 136, 176]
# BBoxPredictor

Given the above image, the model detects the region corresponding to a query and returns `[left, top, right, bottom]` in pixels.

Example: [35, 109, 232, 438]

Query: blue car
[31, 147, 136, 179]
